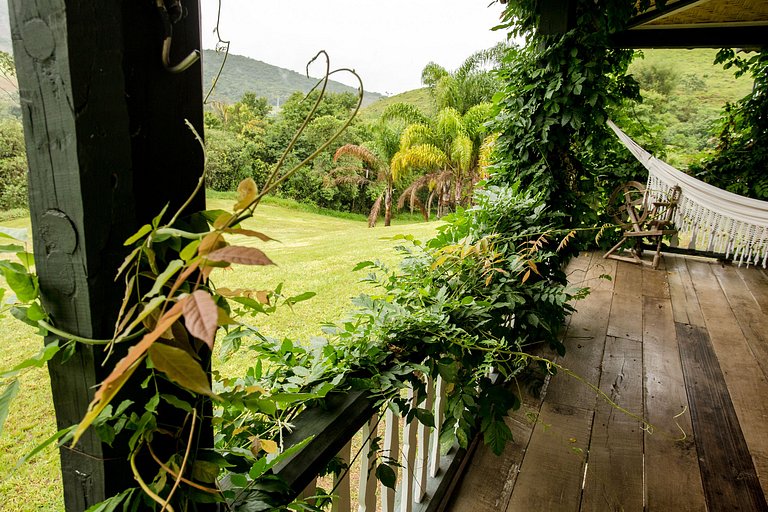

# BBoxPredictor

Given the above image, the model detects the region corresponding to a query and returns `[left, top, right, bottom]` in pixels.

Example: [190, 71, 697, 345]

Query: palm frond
[391, 144, 447, 182]
[400, 124, 434, 150]
[333, 144, 379, 166]
[462, 103, 494, 140]
[436, 107, 465, 143]
[478, 133, 498, 178]
[368, 195, 383, 228]
[382, 102, 431, 126]
[451, 133, 474, 174]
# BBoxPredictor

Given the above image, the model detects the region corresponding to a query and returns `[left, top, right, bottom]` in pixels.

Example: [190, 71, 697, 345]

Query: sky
[199, 0, 509, 96]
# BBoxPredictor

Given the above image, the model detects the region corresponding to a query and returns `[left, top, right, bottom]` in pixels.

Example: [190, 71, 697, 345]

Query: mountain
[202, 50, 384, 107]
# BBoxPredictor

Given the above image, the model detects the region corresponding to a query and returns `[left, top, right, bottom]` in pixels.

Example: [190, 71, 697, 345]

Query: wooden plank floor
[448, 252, 768, 512]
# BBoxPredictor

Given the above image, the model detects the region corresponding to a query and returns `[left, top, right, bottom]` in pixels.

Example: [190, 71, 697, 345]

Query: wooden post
[8, 1, 207, 509]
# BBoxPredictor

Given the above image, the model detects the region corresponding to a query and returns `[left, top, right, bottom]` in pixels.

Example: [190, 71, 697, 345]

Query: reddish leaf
[71, 301, 185, 446]
[198, 232, 227, 257]
[206, 246, 274, 266]
[183, 290, 218, 350]
[149, 343, 215, 397]
[223, 228, 274, 242]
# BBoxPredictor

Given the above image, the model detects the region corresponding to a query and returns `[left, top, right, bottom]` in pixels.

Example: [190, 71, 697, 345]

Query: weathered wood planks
[448, 254, 768, 512]
[580, 336, 644, 511]
[676, 322, 768, 511]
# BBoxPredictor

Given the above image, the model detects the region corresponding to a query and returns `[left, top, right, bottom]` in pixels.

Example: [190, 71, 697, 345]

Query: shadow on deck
[448, 252, 768, 511]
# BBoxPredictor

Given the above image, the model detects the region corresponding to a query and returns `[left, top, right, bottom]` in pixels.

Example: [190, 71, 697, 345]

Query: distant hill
[360, 87, 436, 120]
[202, 50, 384, 107]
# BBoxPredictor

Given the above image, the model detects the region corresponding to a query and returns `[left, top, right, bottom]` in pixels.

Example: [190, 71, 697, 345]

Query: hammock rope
[608, 120, 768, 267]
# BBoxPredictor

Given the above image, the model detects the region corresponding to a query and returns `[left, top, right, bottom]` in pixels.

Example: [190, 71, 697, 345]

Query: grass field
[0, 194, 438, 511]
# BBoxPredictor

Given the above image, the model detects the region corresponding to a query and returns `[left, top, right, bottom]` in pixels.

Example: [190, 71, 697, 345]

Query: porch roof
[613, 0, 768, 48]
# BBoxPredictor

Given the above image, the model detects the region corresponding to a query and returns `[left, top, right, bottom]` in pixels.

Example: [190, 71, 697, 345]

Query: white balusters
[429, 376, 445, 478]
[332, 441, 351, 512]
[415, 377, 434, 503]
[400, 387, 419, 512]
[357, 415, 378, 512]
[381, 407, 400, 512]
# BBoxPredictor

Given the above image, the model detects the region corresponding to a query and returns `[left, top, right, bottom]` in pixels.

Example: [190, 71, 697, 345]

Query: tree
[421, 43, 507, 115]
[384, 102, 495, 218]
[330, 121, 401, 226]
[690, 49, 768, 200]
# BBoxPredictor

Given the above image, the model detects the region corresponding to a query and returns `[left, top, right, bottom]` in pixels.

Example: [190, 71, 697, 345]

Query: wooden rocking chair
[603, 182, 681, 270]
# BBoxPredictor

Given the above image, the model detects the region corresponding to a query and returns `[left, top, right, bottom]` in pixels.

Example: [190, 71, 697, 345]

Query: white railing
[270, 374, 466, 512]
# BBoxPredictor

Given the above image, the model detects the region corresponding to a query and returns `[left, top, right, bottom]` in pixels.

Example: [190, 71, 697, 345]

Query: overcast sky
[199, 0, 509, 96]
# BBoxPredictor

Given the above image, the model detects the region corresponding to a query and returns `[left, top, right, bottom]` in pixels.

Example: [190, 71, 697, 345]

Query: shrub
[0, 119, 28, 210]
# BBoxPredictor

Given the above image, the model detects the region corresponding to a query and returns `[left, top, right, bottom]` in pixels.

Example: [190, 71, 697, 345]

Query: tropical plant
[329, 121, 401, 226]
[421, 43, 507, 115]
[384, 102, 496, 218]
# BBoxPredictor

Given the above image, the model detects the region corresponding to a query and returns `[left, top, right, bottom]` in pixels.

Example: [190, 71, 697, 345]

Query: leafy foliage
[688, 49, 768, 200]
[492, 0, 641, 239]
[0, 119, 28, 210]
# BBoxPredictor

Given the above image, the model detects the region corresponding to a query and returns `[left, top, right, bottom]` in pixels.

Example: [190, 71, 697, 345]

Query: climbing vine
[491, 0, 644, 237]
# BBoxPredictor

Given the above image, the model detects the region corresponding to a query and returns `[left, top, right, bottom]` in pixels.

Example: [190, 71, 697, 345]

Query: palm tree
[421, 43, 508, 115]
[329, 122, 402, 227]
[384, 102, 496, 219]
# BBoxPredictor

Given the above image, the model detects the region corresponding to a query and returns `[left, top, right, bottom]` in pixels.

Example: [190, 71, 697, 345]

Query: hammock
[608, 120, 768, 267]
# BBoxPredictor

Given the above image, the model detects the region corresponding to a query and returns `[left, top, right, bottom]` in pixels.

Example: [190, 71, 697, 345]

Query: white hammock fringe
[608, 120, 768, 268]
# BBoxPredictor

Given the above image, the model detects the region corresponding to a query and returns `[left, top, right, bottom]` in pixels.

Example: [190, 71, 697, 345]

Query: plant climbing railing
[232, 375, 471, 511]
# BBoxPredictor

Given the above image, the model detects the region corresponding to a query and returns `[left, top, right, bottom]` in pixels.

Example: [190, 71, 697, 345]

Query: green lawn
[0, 195, 438, 511]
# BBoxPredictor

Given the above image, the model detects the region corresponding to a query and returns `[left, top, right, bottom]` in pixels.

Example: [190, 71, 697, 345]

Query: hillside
[360, 87, 436, 120]
[202, 50, 384, 107]
[625, 48, 754, 167]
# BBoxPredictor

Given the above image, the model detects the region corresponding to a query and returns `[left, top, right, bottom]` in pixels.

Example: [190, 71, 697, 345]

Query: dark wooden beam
[610, 26, 768, 49]
[9, 1, 207, 509]
[536, 0, 576, 35]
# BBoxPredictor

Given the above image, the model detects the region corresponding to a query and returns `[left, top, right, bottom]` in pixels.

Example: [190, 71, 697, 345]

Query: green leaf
[0, 342, 59, 380]
[437, 360, 460, 383]
[152, 203, 170, 228]
[0, 226, 28, 242]
[143, 259, 184, 299]
[482, 417, 513, 455]
[0, 379, 20, 438]
[1, 266, 37, 302]
[352, 260, 374, 271]
[376, 463, 397, 489]
[0, 243, 24, 253]
[192, 460, 220, 484]
[200, 209, 231, 226]
[180, 239, 201, 262]
[26, 302, 46, 322]
[124, 224, 152, 246]
[160, 393, 193, 413]
[15, 424, 76, 470]
[438, 426, 455, 455]
[84, 489, 134, 512]
[283, 291, 316, 307]
[414, 408, 435, 428]
[148, 343, 216, 397]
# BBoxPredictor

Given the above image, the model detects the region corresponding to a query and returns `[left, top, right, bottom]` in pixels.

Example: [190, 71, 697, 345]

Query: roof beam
[610, 25, 768, 49]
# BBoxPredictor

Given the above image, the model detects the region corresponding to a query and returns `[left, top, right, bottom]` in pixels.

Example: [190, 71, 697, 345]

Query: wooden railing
[266, 375, 471, 511]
